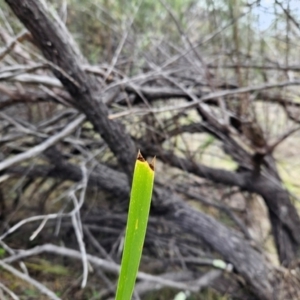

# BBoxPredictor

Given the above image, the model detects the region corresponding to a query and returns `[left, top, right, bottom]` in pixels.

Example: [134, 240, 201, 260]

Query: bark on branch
[8, 156, 275, 300]
[155, 148, 300, 266]
[4, 1, 294, 298]
[5, 0, 136, 177]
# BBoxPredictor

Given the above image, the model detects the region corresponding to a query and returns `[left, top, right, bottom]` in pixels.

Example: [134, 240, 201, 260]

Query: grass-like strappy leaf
[115, 151, 155, 300]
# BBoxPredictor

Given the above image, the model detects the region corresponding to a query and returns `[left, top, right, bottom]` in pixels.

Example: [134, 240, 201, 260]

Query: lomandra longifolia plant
[115, 151, 155, 300]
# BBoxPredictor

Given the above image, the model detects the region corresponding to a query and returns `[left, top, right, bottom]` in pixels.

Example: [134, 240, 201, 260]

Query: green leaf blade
[115, 151, 155, 300]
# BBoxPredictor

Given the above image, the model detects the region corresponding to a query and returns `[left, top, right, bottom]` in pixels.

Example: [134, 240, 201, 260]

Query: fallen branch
[0, 114, 85, 172]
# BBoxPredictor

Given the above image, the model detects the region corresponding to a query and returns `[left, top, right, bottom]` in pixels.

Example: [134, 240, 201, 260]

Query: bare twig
[0, 114, 85, 172]
[69, 164, 88, 288]
[0, 260, 61, 300]
[3, 244, 206, 293]
[0, 29, 29, 61]
[0, 282, 19, 300]
[108, 80, 300, 119]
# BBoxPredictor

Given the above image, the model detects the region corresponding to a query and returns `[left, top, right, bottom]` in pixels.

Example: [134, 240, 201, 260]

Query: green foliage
[61, 0, 195, 62]
[115, 151, 155, 300]
[0, 247, 5, 258]
[25, 259, 70, 276]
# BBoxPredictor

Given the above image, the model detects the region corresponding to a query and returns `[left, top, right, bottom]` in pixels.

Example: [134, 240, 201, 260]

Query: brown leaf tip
[149, 156, 156, 171]
[137, 150, 146, 162]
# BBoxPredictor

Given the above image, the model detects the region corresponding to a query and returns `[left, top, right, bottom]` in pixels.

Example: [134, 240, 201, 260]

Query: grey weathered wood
[156, 149, 300, 267]
[5, 0, 136, 177]
[7, 157, 275, 300]
[4, 1, 283, 299]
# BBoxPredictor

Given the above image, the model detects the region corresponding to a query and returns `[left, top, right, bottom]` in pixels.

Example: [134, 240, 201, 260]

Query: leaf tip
[137, 151, 156, 171]
[149, 156, 156, 171]
[137, 150, 146, 162]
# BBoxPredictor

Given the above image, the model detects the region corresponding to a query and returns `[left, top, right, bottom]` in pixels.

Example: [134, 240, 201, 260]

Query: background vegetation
[1, 0, 300, 299]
